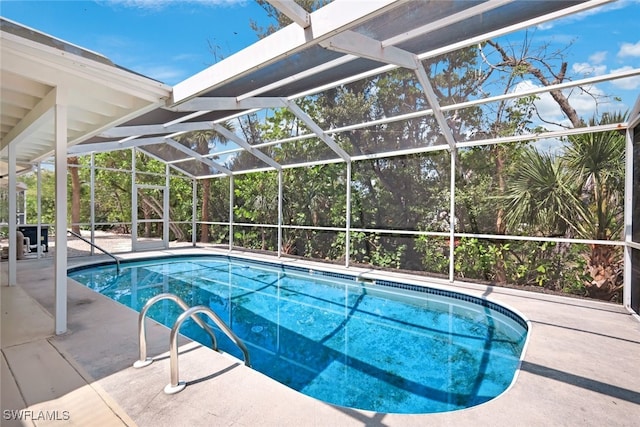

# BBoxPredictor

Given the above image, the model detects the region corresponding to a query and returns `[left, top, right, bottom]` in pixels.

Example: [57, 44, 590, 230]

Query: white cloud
[610, 66, 640, 89]
[565, 84, 608, 117]
[588, 51, 607, 64]
[133, 64, 187, 83]
[572, 62, 607, 76]
[511, 80, 609, 128]
[618, 41, 640, 57]
[511, 80, 567, 129]
[101, 0, 246, 11]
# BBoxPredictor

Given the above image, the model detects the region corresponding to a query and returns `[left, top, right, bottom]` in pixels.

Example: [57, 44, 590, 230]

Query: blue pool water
[69, 255, 528, 414]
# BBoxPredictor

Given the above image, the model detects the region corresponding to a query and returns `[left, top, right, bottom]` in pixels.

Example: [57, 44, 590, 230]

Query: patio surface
[1, 247, 639, 426]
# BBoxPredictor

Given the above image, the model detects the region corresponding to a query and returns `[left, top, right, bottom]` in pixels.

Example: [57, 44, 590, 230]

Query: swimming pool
[68, 255, 528, 414]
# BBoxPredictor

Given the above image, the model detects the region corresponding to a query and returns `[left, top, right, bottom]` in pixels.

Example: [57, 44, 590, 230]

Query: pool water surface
[69, 255, 528, 414]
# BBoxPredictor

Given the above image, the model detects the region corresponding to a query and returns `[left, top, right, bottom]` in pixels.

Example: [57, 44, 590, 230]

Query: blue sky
[2, 0, 639, 117]
[1, 0, 271, 83]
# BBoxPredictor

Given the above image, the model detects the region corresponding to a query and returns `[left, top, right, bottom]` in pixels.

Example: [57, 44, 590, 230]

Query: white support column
[345, 161, 352, 268]
[36, 162, 42, 258]
[229, 176, 234, 252]
[132, 148, 138, 249]
[164, 164, 170, 248]
[7, 142, 17, 286]
[449, 150, 456, 283]
[54, 91, 68, 335]
[278, 170, 283, 258]
[623, 126, 634, 309]
[90, 153, 95, 254]
[192, 179, 197, 247]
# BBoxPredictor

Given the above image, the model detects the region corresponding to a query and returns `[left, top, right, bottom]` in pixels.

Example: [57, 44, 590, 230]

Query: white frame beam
[413, 61, 459, 152]
[169, 97, 286, 112]
[321, 30, 417, 70]
[212, 123, 282, 171]
[285, 100, 351, 161]
[266, 0, 311, 29]
[165, 138, 233, 176]
[318, 27, 458, 153]
[99, 121, 215, 138]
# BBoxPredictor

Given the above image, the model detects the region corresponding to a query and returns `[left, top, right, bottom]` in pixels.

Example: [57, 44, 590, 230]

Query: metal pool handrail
[164, 305, 251, 395]
[67, 229, 120, 273]
[133, 293, 218, 368]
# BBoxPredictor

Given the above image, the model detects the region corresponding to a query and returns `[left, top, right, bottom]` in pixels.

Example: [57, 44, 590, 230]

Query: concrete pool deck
[2, 247, 640, 426]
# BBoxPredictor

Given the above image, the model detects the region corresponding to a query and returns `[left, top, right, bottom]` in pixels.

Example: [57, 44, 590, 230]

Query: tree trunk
[200, 178, 211, 243]
[68, 157, 81, 234]
[143, 206, 151, 238]
[585, 244, 623, 300]
[491, 146, 508, 284]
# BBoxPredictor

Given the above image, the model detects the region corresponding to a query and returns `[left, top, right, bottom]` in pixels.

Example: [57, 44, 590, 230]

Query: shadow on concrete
[530, 319, 640, 345]
[521, 361, 640, 404]
[186, 362, 240, 387]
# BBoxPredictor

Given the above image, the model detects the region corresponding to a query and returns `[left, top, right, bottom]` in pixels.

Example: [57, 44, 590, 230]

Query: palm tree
[503, 112, 626, 299]
[564, 112, 626, 299]
[503, 148, 581, 237]
[175, 122, 234, 243]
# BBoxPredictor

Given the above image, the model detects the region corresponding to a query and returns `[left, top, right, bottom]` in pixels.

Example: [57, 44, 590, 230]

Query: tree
[68, 156, 82, 234]
[175, 123, 233, 243]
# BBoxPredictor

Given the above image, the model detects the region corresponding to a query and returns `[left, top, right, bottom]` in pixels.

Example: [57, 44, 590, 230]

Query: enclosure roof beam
[172, 0, 399, 104]
[320, 30, 417, 70]
[240, 1, 610, 106]
[237, 56, 357, 101]
[136, 147, 196, 179]
[67, 136, 166, 155]
[212, 123, 282, 171]
[382, 0, 514, 47]
[266, 0, 311, 29]
[413, 61, 458, 152]
[168, 97, 287, 112]
[284, 100, 351, 162]
[100, 121, 214, 138]
[165, 138, 232, 176]
[237, 1, 514, 103]
[319, 30, 457, 153]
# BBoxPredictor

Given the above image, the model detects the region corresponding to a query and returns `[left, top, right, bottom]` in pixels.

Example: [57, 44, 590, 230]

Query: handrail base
[164, 382, 186, 395]
[133, 358, 153, 368]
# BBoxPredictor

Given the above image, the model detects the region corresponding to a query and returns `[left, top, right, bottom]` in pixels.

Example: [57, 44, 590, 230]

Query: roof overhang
[0, 18, 171, 168]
